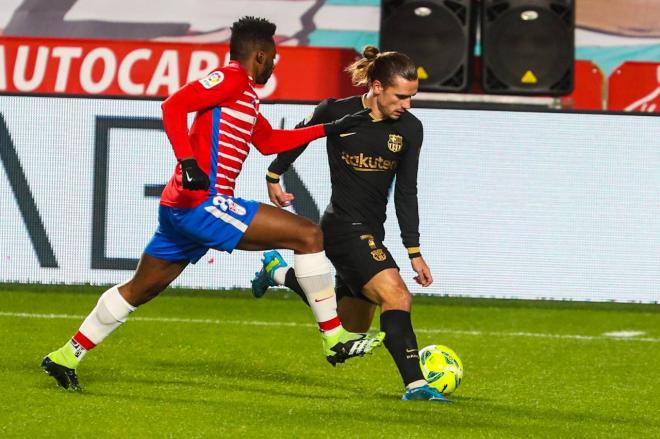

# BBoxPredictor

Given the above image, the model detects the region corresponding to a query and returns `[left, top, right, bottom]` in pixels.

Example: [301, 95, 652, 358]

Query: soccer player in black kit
[251, 46, 448, 402]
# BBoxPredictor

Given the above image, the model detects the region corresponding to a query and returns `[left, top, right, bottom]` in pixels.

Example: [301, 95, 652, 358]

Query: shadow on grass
[147, 358, 357, 389]
[63, 387, 509, 431]
[64, 356, 364, 400]
[38, 361, 655, 433]
[460, 398, 660, 430]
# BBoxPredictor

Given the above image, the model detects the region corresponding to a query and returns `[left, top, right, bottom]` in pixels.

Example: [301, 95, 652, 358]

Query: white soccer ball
[418, 344, 464, 395]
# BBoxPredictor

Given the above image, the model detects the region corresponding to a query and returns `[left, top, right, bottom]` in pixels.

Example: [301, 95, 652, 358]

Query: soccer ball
[419, 344, 463, 395]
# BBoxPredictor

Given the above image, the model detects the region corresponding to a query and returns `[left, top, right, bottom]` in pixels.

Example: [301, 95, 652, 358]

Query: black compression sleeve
[268, 99, 334, 175]
[394, 123, 423, 248]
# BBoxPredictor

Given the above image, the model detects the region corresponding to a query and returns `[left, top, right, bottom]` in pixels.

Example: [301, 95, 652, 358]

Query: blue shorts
[145, 195, 260, 263]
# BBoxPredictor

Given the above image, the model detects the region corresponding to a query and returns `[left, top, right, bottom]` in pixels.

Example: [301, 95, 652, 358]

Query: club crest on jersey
[371, 249, 387, 261]
[199, 71, 224, 89]
[228, 200, 246, 216]
[387, 134, 403, 153]
[213, 195, 247, 216]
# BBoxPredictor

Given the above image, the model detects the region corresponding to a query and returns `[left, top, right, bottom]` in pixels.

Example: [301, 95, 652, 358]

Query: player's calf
[41, 285, 135, 391]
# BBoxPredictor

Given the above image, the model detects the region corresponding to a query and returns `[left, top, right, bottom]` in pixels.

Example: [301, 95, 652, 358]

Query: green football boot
[323, 329, 385, 366]
[41, 345, 81, 391]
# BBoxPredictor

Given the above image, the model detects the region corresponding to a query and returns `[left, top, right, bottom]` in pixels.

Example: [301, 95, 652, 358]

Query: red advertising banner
[561, 60, 604, 110]
[0, 36, 361, 100]
[608, 61, 660, 112]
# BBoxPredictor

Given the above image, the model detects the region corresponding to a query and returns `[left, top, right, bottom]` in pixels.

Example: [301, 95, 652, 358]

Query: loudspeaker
[481, 0, 575, 95]
[380, 0, 476, 92]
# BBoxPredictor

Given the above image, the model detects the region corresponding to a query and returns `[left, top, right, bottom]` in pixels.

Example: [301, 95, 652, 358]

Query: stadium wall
[0, 96, 658, 303]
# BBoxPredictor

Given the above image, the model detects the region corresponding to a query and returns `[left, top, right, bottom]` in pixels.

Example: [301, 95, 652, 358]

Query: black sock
[284, 268, 309, 306]
[380, 310, 425, 387]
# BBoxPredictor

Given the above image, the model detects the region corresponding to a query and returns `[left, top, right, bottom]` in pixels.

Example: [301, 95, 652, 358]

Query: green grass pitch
[0, 284, 658, 438]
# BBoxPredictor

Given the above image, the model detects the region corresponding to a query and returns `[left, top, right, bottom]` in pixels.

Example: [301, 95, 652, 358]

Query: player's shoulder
[399, 110, 423, 131]
[330, 95, 363, 110]
[197, 65, 249, 90]
[396, 110, 423, 145]
[319, 95, 363, 117]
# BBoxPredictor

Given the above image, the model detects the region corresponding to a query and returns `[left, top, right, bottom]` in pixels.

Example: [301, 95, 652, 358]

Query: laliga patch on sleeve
[303, 112, 314, 125]
[199, 71, 224, 89]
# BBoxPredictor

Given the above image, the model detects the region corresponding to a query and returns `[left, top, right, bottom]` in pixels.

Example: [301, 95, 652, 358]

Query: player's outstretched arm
[251, 108, 370, 155]
[322, 108, 371, 135]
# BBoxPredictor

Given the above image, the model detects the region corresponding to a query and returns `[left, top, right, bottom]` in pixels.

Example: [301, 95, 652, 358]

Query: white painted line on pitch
[416, 327, 659, 342]
[1, 311, 659, 343]
[602, 330, 646, 338]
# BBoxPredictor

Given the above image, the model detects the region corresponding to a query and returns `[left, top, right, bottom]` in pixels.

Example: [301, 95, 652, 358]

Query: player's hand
[411, 256, 433, 287]
[267, 181, 295, 208]
[323, 108, 371, 136]
[180, 158, 210, 190]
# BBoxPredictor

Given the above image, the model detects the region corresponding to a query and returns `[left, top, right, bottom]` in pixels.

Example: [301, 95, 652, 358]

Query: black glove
[180, 158, 210, 191]
[323, 108, 371, 136]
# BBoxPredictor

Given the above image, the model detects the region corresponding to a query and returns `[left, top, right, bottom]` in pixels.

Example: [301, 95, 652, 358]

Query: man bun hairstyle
[346, 45, 417, 88]
[230, 16, 276, 61]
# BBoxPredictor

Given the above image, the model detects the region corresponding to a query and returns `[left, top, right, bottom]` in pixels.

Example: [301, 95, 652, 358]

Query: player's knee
[382, 286, 412, 311]
[296, 222, 324, 253]
[120, 280, 165, 307]
[395, 289, 413, 310]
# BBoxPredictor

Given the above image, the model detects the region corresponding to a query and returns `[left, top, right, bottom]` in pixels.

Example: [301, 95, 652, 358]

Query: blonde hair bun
[362, 45, 380, 60]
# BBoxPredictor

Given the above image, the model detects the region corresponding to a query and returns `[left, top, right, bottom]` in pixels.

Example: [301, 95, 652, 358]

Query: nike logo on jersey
[185, 170, 193, 182]
[339, 132, 357, 137]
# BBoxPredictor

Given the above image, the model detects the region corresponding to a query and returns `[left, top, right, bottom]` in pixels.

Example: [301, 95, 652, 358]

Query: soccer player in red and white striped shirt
[41, 16, 383, 391]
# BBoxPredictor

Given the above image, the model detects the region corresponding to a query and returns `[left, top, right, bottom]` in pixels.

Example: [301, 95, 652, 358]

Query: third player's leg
[239, 203, 382, 363]
[236, 203, 323, 253]
[337, 296, 377, 333]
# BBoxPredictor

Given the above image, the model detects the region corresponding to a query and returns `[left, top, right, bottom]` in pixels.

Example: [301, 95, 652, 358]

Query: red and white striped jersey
[160, 60, 325, 209]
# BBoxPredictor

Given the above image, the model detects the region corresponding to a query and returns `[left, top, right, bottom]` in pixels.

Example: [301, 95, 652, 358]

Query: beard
[255, 68, 273, 85]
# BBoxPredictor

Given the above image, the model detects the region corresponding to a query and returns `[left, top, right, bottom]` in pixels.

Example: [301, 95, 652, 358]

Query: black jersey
[268, 95, 423, 249]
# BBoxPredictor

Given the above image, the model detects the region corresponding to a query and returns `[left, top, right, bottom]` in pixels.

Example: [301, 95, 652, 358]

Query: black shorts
[321, 220, 399, 303]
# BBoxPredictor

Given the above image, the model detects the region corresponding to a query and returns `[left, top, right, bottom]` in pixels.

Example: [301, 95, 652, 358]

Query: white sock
[272, 266, 290, 286]
[293, 252, 342, 333]
[77, 285, 136, 346]
[406, 379, 428, 390]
